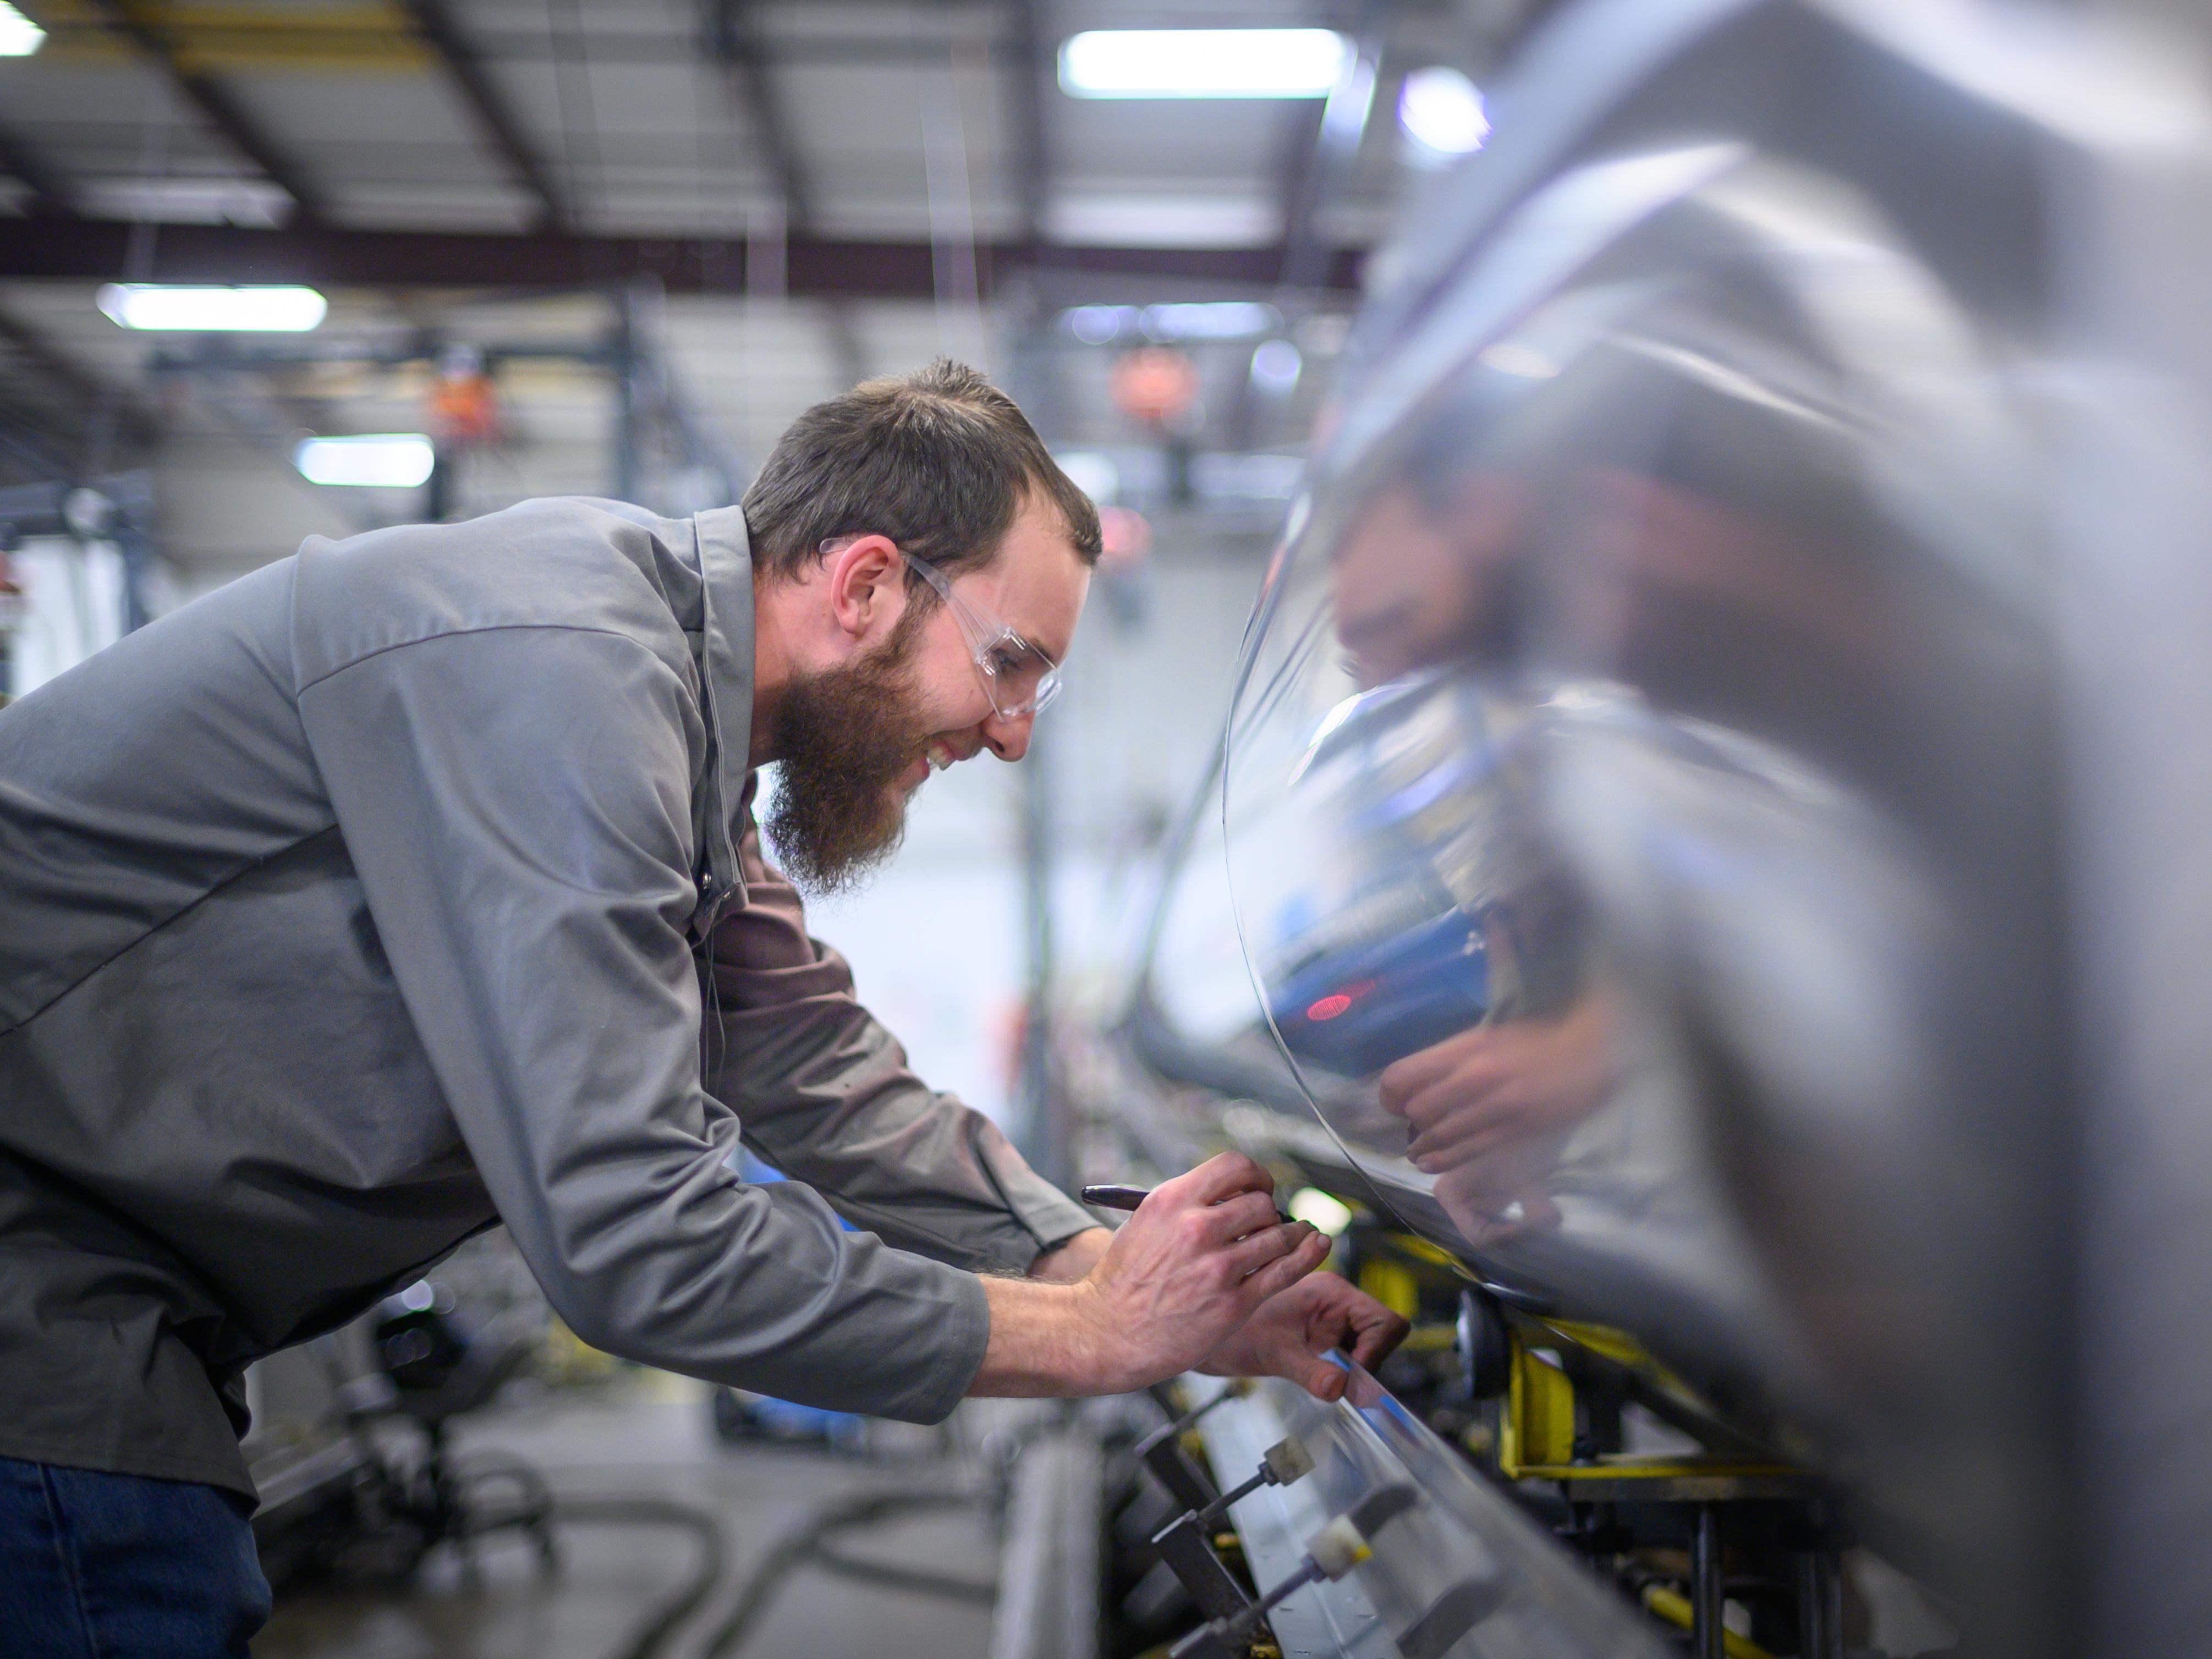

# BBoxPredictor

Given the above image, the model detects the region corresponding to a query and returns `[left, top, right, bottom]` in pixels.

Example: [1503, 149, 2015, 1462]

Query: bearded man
[0, 359, 1406, 1656]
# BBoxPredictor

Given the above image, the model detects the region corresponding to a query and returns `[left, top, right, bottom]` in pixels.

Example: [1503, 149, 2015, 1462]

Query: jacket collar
[687, 504, 755, 935]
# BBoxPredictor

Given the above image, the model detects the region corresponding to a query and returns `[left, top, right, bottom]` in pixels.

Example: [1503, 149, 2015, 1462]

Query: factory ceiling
[0, 0, 1523, 570]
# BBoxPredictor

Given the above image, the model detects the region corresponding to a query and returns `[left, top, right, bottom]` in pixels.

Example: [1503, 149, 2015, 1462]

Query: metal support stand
[1693, 1504, 1724, 1659]
[1152, 1512, 1254, 1622]
[1135, 1388, 1241, 1512]
[1168, 1487, 1417, 1659]
[1796, 1548, 1842, 1659]
[1146, 1429, 1315, 1620]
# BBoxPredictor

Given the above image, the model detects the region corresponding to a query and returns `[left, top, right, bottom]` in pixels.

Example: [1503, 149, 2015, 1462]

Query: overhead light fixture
[1061, 301, 1283, 344]
[1052, 449, 1120, 504]
[294, 435, 436, 489]
[1287, 1186, 1354, 1237]
[97, 284, 328, 333]
[1250, 338, 1304, 394]
[1141, 301, 1279, 340]
[1398, 65, 1489, 161]
[1065, 305, 1128, 345]
[1060, 29, 1351, 100]
[0, 2, 45, 56]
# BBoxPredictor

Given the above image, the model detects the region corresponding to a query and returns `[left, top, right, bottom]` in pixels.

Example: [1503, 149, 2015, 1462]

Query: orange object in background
[1098, 505, 1152, 568]
[426, 345, 502, 448]
[426, 370, 500, 447]
[1110, 346, 1199, 426]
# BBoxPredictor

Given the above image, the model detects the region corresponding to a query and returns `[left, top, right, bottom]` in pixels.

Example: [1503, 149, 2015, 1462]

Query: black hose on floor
[695, 1487, 985, 1658]
[552, 1496, 729, 1659]
[808, 1532, 997, 1603]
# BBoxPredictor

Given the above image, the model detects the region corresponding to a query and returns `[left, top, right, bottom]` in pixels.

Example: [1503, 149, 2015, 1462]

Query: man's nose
[982, 708, 1034, 761]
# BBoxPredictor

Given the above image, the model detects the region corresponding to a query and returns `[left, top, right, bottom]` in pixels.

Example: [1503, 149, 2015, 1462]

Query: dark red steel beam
[0, 216, 1365, 300]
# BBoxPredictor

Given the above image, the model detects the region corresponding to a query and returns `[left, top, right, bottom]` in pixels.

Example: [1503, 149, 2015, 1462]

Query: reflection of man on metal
[1330, 482, 1508, 685]
[0, 361, 1403, 1653]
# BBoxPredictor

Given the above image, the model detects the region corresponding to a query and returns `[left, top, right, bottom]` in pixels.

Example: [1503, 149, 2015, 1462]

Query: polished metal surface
[1130, 2, 2212, 1653]
[1187, 1371, 1663, 1659]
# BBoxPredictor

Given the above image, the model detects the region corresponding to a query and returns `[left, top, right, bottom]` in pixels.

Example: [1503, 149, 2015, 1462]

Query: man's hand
[970, 1153, 1330, 1398]
[1199, 1272, 1410, 1402]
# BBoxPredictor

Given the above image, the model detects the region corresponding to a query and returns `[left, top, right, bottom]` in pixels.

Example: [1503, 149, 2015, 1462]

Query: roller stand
[1150, 1435, 1317, 1620]
[1169, 1486, 1418, 1659]
[1137, 1383, 1249, 1512]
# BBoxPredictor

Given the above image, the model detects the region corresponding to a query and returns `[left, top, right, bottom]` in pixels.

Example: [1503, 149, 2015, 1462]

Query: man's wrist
[971, 1272, 1128, 1397]
[1028, 1226, 1111, 1284]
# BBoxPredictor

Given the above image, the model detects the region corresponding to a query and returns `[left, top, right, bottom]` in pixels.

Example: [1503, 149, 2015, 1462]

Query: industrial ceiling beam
[709, 0, 820, 229]
[84, 0, 331, 227]
[0, 305, 163, 454]
[0, 119, 73, 217]
[1003, 0, 1050, 260]
[395, 0, 568, 232]
[1277, 14, 1386, 294]
[0, 215, 1365, 299]
[708, 0, 868, 387]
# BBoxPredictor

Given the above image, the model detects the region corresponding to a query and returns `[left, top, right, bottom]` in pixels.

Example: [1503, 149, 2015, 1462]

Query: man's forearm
[965, 1227, 1115, 1397]
[973, 1274, 1119, 1396]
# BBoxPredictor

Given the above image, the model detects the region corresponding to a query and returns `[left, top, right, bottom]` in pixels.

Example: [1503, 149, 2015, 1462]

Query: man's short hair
[742, 358, 1104, 594]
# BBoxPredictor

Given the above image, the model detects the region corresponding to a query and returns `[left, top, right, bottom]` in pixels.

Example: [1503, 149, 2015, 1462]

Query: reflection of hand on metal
[1377, 991, 1617, 1173]
[1376, 992, 1615, 1246]
[1432, 1155, 1565, 1246]
[1196, 1270, 1412, 1402]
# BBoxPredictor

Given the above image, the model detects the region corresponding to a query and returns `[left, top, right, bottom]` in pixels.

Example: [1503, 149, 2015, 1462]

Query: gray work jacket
[0, 498, 1095, 1501]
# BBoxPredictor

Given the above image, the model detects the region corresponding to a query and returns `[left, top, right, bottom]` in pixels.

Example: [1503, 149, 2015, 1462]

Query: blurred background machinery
[7, 1, 2212, 1657]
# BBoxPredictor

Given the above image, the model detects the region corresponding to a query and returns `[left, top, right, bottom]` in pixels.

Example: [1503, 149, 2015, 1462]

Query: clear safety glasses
[897, 548, 1064, 719]
[816, 538, 1066, 718]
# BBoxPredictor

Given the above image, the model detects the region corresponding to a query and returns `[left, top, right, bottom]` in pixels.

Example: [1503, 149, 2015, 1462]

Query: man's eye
[987, 648, 1023, 677]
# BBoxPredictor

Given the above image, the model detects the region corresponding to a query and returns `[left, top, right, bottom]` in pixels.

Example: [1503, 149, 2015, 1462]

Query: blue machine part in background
[1268, 908, 1490, 1079]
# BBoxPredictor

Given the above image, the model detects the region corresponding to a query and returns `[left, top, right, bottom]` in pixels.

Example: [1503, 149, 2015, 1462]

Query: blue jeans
[0, 1456, 270, 1658]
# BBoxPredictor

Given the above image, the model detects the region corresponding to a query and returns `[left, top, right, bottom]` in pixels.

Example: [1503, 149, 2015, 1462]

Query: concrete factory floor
[256, 1376, 1003, 1659]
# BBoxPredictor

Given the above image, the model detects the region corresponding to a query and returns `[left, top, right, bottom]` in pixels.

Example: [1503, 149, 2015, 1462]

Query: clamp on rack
[1168, 1485, 1417, 1659]
[1137, 1382, 1250, 1513]
[1149, 1433, 1317, 1619]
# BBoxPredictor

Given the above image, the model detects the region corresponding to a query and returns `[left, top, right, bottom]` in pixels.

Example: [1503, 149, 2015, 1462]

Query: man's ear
[824, 534, 905, 644]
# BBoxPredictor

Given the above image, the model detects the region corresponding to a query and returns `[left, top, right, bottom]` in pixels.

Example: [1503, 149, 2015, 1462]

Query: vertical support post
[1693, 1504, 1724, 1659]
[425, 446, 452, 523]
[1007, 296, 1064, 1184]
[1796, 1548, 1842, 1659]
[112, 515, 152, 633]
[608, 287, 641, 506]
[1016, 705, 1061, 1183]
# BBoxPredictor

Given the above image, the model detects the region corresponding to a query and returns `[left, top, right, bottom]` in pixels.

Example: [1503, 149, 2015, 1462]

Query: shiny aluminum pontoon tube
[1100, 3, 2212, 1657]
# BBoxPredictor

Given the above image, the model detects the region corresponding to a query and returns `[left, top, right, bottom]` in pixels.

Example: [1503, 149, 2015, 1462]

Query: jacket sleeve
[296, 624, 989, 1422]
[702, 812, 1100, 1275]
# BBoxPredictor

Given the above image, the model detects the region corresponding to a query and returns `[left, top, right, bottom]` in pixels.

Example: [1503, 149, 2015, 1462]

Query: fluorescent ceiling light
[97, 284, 328, 333]
[80, 179, 291, 228]
[1052, 450, 1119, 504]
[1398, 65, 1489, 160]
[0, 2, 45, 56]
[1287, 1186, 1354, 1235]
[1060, 30, 1350, 100]
[1061, 301, 1282, 344]
[294, 435, 436, 489]
[1250, 338, 1303, 394]
[1066, 306, 1125, 345]
[1142, 301, 1278, 340]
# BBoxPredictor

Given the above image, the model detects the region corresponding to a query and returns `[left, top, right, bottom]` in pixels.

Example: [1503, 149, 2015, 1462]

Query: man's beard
[763, 606, 933, 896]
